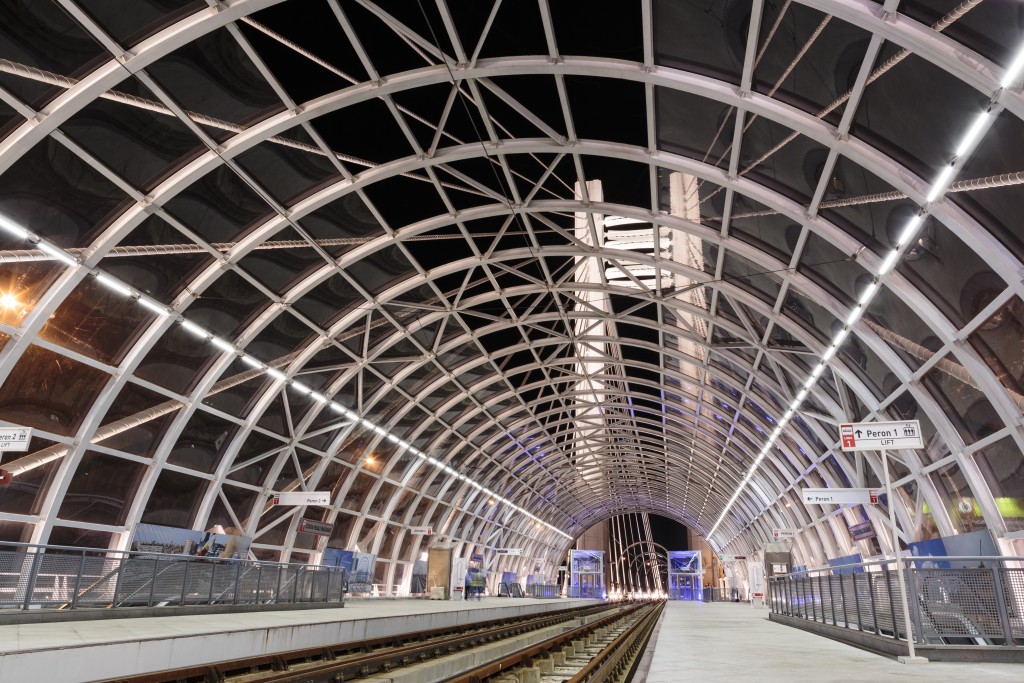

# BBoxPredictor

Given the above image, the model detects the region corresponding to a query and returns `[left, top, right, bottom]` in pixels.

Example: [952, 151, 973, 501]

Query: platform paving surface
[644, 601, 1023, 682]
[0, 597, 592, 654]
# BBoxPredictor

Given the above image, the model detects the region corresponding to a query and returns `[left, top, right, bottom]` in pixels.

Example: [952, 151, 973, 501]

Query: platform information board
[839, 420, 923, 451]
[0, 427, 31, 453]
[772, 528, 799, 539]
[298, 518, 332, 536]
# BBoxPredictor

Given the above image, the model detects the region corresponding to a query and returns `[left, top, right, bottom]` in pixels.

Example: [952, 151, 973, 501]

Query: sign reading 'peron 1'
[839, 420, 923, 451]
[802, 488, 878, 506]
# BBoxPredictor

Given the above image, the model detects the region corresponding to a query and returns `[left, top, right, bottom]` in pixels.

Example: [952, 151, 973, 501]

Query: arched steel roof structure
[0, 0, 1022, 588]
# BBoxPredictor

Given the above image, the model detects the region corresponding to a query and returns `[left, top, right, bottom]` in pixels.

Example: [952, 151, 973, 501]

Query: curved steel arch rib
[0, 0, 1021, 577]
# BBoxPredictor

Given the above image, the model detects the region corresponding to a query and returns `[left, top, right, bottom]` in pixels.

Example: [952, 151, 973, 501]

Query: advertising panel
[322, 547, 354, 570]
[131, 523, 251, 559]
[848, 521, 875, 541]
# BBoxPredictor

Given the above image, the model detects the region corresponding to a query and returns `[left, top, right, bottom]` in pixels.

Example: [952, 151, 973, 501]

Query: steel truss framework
[0, 0, 1022, 588]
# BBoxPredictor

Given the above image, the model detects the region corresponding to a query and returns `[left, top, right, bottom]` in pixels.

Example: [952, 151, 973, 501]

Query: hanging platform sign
[848, 521, 876, 541]
[839, 420, 923, 451]
[0, 427, 31, 453]
[772, 528, 799, 539]
[719, 555, 747, 562]
[802, 488, 878, 506]
[273, 491, 331, 506]
[298, 518, 333, 536]
[496, 548, 523, 556]
[410, 526, 433, 535]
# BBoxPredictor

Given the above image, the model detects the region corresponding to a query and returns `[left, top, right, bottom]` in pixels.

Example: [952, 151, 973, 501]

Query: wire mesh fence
[769, 559, 1023, 648]
[0, 543, 346, 610]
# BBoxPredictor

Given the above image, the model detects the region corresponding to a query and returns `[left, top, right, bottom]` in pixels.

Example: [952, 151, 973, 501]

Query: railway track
[99, 602, 632, 683]
[445, 600, 663, 683]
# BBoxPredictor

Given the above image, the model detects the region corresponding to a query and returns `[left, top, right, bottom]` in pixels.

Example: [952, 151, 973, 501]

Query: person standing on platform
[469, 568, 485, 600]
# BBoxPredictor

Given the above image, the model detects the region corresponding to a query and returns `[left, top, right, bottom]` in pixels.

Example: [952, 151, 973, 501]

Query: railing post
[883, 567, 898, 640]
[819, 575, 827, 622]
[254, 563, 263, 604]
[180, 559, 190, 606]
[868, 572, 880, 635]
[275, 564, 283, 603]
[70, 550, 86, 610]
[292, 566, 301, 603]
[990, 566, 1015, 646]
[838, 573, 848, 628]
[147, 557, 160, 607]
[21, 550, 44, 611]
[147, 556, 161, 607]
[111, 553, 128, 608]
[905, 567, 926, 644]
[827, 575, 837, 625]
[233, 561, 242, 605]
[208, 561, 216, 604]
[851, 572, 862, 631]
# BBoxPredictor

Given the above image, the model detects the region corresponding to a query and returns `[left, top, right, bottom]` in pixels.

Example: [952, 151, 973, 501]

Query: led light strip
[705, 40, 1024, 548]
[0, 215, 572, 540]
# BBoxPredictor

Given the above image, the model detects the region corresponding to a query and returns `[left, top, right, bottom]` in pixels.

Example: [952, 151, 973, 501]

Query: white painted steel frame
[0, 0, 1020, 583]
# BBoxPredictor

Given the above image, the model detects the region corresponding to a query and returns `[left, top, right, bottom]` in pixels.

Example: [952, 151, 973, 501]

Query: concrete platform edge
[768, 612, 1024, 663]
[0, 600, 345, 625]
[0, 598, 599, 683]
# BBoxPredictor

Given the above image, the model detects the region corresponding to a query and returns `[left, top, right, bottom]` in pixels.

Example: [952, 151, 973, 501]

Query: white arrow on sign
[802, 488, 878, 506]
[839, 420, 923, 452]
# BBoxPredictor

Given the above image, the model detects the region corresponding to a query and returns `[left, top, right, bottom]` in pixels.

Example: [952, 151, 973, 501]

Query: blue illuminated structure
[568, 549, 604, 598]
[668, 550, 702, 600]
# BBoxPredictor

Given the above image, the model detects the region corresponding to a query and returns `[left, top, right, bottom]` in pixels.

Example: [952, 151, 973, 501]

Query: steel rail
[440, 601, 660, 683]
[568, 601, 664, 683]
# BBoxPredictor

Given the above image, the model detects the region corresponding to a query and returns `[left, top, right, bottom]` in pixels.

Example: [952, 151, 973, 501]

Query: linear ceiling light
[705, 88, 1004, 547]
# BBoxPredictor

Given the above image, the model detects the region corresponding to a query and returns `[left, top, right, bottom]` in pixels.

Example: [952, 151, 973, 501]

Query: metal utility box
[763, 541, 793, 578]
[427, 546, 452, 599]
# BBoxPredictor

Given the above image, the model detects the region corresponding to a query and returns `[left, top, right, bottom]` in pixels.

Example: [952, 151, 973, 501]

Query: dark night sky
[648, 514, 689, 551]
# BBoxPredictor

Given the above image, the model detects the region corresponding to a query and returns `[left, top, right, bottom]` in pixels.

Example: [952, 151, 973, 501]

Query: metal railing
[525, 583, 561, 598]
[0, 542, 346, 610]
[768, 555, 1024, 648]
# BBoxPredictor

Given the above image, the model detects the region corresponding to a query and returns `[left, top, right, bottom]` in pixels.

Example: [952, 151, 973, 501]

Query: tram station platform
[0, 597, 597, 683]
[644, 601, 1023, 682]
